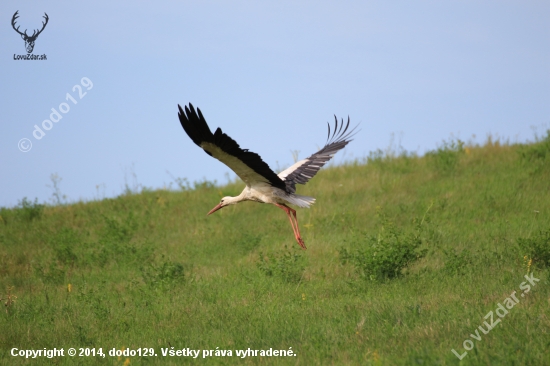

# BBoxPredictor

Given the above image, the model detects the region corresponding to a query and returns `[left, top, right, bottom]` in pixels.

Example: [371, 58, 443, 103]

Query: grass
[1, 133, 550, 365]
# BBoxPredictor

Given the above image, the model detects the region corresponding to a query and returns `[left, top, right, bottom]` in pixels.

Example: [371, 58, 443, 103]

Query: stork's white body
[178, 103, 357, 249]
[224, 183, 315, 207]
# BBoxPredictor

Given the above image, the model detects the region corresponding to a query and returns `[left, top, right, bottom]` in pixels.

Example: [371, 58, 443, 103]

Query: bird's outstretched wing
[178, 103, 286, 190]
[278, 116, 358, 193]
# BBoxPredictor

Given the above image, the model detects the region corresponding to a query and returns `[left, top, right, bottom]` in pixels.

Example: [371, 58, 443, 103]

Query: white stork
[177, 103, 358, 249]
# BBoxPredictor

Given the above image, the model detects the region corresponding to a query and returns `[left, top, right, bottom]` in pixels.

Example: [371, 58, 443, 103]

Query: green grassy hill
[1, 136, 549, 365]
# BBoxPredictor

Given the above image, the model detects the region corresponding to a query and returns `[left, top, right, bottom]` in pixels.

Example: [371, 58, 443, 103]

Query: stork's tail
[286, 194, 316, 208]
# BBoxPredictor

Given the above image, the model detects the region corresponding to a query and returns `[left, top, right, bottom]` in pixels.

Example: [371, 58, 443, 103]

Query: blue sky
[1, 1, 549, 208]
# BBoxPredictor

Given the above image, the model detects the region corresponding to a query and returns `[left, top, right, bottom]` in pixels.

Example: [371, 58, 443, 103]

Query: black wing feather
[177, 103, 286, 190]
[283, 116, 358, 193]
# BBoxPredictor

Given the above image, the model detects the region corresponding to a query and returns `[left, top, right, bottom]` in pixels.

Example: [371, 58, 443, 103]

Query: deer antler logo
[12, 10, 49, 54]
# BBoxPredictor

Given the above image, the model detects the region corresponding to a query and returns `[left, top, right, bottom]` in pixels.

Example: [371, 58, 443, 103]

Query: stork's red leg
[287, 206, 303, 241]
[275, 203, 299, 240]
[275, 203, 307, 250]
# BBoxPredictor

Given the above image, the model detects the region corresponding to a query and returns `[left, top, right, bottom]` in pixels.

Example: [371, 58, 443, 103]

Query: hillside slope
[1, 136, 549, 365]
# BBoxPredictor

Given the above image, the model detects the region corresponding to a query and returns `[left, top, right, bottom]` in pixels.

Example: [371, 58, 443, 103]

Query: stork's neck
[226, 189, 248, 205]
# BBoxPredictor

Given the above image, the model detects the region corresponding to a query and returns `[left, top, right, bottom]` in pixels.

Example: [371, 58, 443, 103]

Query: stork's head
[207, 196, 237, 215]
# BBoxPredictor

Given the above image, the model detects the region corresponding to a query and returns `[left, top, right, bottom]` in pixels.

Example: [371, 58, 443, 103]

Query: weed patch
[234, 233, 263, 253]
[92, 213, 152, 267]
[141, 256, 185, 289]
[426, 139, 464, 173]
[442, 248, 473, 275]
[257, 247, 306, 283]
[518, 228, 550, 269]
[50, 228, 80, 266]
[34, 262, 67, 285]
[0, 286, 18, 314]
[18, 198, 45, 222]
[77, 284, 111, 319]
[100, 213, 138, 245]
[339, 210, 427, 281]
[519, 130, 550, 162]
[34, 228, 81, 284]
[1, 198, 44, 224]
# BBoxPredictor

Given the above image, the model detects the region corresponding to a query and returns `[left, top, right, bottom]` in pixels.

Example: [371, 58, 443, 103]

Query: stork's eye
[221, 199, 224, 203]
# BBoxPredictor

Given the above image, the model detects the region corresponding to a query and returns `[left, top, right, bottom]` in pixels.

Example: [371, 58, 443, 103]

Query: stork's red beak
[207, 203, 223, 216]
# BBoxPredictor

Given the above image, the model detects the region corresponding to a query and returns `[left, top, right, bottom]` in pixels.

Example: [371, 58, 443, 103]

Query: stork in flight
[177, 103, 358, 249]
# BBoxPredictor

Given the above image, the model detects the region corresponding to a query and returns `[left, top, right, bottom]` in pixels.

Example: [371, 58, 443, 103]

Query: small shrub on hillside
[92, 213, 153, 266]
[141, 257, 185, 289]
[101, 213, 138, 245]
[34, 228, 81, 284]
[50, 228, 80, 266]
[75, 325, 94, 346]
[234, 233, 263, 253]
[339, 212, 426, 282]
[0, 208, 9, 225]
[518, 228, 550, 269]
[426, 139, 464, 173]
[0, 197, 44, 225]
[94, 215, 134, 266]
[77, 285, 111, 319]
[34, 262, 67, 284]
[519, 130, 550, 163]
[442, 248, 473, 275]
[257, 247, 306, 283]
